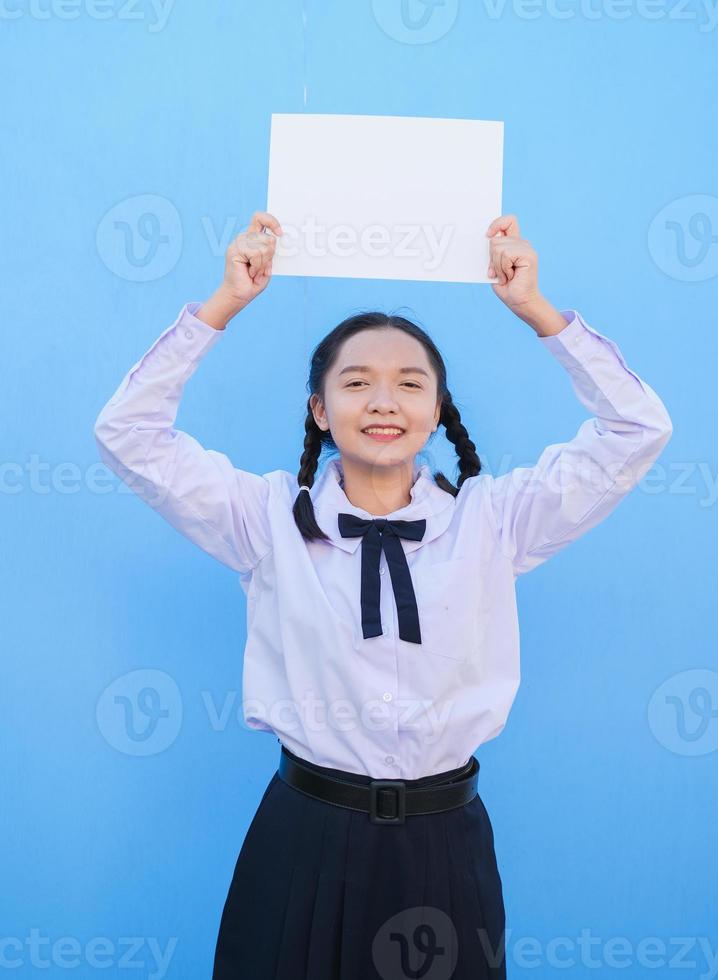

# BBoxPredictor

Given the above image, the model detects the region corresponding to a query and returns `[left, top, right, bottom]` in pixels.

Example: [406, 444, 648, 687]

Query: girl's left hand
[486, 214, 543, 313]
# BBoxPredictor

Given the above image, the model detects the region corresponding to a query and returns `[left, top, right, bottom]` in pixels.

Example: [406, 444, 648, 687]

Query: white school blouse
[94, 302, 673, 780]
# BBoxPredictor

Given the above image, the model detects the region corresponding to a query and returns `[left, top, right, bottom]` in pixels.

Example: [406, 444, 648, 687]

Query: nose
[366, 387, 400, 412]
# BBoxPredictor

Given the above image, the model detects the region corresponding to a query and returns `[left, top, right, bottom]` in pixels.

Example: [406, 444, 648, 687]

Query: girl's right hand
[221, 210, 284, 307]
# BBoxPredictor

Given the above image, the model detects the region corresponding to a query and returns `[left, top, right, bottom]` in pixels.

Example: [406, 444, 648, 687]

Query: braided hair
[292, 311, 482, 542]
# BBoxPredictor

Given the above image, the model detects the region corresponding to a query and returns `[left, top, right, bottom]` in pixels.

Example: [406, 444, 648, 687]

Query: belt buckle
[369, 779, 406, 825]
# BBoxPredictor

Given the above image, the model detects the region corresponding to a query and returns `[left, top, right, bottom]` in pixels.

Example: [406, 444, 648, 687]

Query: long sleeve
[93, 302, 272, 574]
[487, 310, 673, 577]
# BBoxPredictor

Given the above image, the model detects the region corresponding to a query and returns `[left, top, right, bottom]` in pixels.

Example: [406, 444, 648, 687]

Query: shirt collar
[310, 456, 456, 555]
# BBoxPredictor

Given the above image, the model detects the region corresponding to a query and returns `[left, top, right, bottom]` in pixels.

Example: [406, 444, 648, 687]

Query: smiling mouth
[362, 427, 405, 441]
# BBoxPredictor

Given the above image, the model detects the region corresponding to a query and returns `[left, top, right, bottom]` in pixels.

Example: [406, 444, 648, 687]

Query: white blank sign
[266, 113, 503, 284]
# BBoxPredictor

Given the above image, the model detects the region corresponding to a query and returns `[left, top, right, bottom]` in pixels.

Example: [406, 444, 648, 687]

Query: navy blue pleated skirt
[212, 745, 506, 979]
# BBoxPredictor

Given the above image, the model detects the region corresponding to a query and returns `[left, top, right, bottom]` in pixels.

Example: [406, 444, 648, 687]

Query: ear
[433, 397, 442, 432]
[310, 393, 329, 432]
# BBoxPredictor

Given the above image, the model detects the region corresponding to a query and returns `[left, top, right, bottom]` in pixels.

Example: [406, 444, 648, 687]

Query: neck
[338, 457, 418, 516]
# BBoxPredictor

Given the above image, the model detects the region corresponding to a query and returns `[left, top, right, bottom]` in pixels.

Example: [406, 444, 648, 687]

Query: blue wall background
[3, 0, 716, 976]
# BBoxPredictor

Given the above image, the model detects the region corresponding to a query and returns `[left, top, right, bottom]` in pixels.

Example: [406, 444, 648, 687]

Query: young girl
[94, 210, 672, 979]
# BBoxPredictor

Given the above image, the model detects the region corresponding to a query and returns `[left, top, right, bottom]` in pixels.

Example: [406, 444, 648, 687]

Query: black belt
[277, 747, 480, 825]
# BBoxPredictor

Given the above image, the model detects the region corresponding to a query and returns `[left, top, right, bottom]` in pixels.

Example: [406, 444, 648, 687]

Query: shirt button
[379, 567, 385, 575]
[382, 692, 392, 702]
[385, 755, 395, 764]
[184, 328, 194, 339]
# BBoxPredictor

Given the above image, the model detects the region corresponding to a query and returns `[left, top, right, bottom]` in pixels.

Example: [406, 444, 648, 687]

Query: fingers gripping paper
[266, 113, 503, 284]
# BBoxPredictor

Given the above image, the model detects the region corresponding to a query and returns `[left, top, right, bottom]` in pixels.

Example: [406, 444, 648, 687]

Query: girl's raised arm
[93, 211, 283, 574]
[485, 311, 673, 577]
[482, 214, 673, 577]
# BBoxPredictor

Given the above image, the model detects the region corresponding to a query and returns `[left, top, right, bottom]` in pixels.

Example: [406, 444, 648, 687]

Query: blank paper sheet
[266, 113, 503, 284]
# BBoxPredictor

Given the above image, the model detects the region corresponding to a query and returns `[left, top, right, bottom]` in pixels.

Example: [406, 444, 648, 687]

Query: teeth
[364, 428, 403, 435]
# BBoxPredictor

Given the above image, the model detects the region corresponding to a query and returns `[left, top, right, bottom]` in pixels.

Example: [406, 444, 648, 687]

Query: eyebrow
[337, 365, 430, 378]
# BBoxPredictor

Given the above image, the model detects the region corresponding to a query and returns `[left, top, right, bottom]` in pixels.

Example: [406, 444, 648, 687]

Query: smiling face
[310, 326, 442, 473]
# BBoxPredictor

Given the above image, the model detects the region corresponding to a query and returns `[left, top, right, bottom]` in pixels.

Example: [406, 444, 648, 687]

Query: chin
[359, 452, 414, 469]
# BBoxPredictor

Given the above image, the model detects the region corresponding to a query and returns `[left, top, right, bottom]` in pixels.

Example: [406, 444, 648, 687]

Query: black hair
[292, 311, 482, 542]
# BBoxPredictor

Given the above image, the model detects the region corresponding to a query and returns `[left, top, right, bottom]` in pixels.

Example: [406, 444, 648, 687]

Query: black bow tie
[338, 513, 426, 644]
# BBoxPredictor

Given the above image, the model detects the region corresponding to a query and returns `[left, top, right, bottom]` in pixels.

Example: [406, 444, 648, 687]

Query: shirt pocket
[411, 557, 481, 662]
